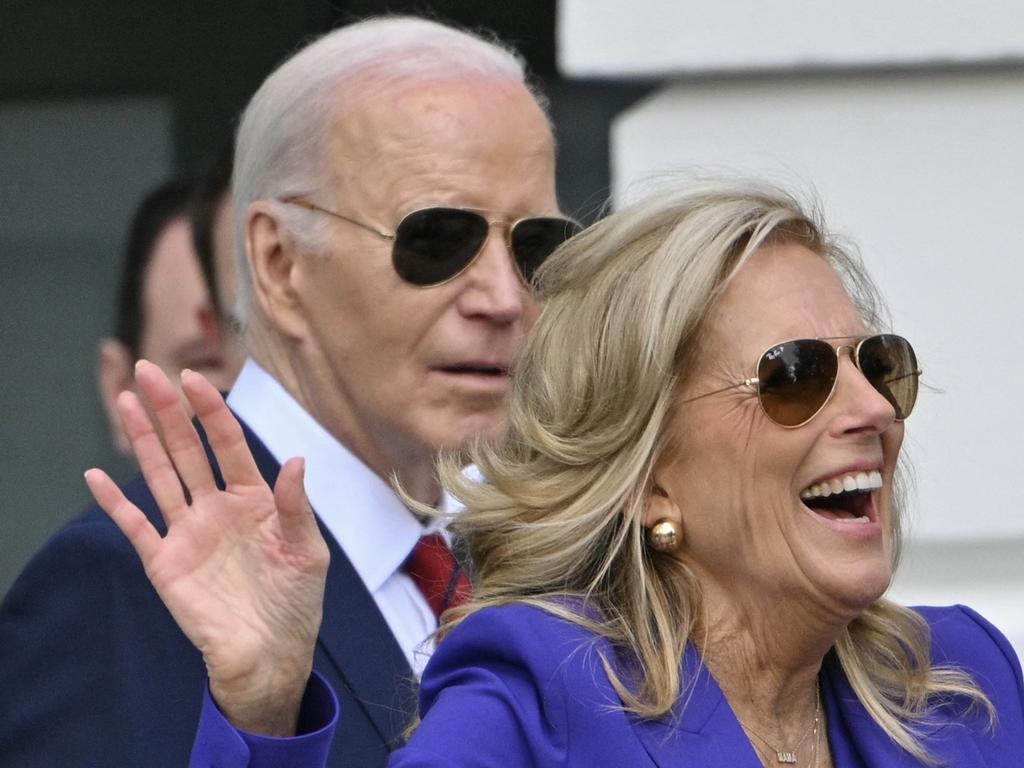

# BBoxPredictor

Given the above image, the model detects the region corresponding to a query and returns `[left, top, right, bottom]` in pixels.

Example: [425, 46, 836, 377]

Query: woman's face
[658, 242, 903, 621]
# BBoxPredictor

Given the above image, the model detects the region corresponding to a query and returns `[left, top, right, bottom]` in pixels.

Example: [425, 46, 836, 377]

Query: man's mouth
[799, 470, 882, 524]
[437, 362, 511, 377]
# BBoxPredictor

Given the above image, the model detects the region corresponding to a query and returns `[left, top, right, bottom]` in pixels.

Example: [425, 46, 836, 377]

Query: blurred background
[2, 1, 1022, 649]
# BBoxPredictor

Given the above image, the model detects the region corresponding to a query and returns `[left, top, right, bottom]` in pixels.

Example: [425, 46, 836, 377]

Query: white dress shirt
[227, 359, 443, 676]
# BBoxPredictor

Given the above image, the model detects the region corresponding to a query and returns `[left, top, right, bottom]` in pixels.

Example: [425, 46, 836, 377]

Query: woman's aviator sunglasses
[682, 334, 921, 428]
[281, 196, 582, 287]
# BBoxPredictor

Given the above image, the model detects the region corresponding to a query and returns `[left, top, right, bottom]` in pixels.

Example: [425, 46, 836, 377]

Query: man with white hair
[0, 16, 576, 767]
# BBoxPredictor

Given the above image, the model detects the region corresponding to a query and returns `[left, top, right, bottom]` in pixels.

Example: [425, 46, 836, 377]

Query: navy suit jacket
[0, 415, 415, 767]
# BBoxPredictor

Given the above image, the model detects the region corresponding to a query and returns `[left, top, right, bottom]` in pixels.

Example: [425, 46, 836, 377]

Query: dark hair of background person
[114, 177, 197, 357]
[191, 141, 234, 318]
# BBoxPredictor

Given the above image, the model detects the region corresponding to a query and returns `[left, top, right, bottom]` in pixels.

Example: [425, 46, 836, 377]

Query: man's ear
[96, 338, 133, 456]
[245, 202, 307, 339]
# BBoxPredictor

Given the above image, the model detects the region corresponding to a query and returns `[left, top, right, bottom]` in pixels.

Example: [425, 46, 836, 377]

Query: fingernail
[181, 368, 195, 381]
[135, 359, 149, 371]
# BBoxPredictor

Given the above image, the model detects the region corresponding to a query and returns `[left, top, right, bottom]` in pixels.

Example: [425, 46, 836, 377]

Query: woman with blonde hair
[89, 178, 1023, 766]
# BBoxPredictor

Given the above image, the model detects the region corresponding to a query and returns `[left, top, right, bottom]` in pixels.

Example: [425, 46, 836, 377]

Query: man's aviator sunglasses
[681, 334, 921, 428]
[281, 196, 583, 287]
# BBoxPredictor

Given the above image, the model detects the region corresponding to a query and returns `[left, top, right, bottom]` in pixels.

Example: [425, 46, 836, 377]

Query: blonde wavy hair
[431, 178, 991, 763]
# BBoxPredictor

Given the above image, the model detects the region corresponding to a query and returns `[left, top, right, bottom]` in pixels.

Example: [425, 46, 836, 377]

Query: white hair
[231, 16, 534, 325]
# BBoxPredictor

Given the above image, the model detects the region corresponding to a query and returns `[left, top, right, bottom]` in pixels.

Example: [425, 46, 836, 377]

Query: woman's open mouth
[799, 470, 881, 525]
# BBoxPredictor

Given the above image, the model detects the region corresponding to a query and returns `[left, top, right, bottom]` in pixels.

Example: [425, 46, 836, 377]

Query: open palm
[85, 361, 329, 735]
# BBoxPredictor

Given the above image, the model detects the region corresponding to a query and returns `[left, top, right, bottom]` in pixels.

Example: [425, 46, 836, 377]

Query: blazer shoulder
[0, 478, 204, 767]
[4, 476, 157, 607]
[914, 604, 1024, 722]
[433, 602, 611, 686]
[422, 602, 621, 726]
[914, 604, 1021, 673]
[405, 603, 627, 768]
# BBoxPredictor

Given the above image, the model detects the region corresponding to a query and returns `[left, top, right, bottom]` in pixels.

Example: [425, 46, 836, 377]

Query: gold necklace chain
[810, 707, 825, 768]
[738, 687, 821, 765]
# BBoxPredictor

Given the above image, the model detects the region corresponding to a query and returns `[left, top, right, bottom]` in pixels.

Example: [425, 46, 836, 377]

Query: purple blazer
[192, 603, 1024, 766]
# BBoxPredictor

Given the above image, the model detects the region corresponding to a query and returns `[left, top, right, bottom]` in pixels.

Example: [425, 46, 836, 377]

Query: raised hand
[84, 361, 329, 736]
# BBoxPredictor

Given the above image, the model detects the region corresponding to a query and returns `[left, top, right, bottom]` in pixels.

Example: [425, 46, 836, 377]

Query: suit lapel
[632, 649, 989, 768]
[822, 652, 885, 768]
[822, 652, 991, 767]
[315, 522, 416, 748]
[631, 646, 764, 768]
[204, 413, 415, 749]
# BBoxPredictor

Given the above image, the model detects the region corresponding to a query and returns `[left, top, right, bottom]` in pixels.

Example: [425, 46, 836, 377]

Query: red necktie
[404, 533, 471, 619]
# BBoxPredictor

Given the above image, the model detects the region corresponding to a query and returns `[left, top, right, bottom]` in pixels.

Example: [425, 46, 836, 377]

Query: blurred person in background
[96, 177, 238, 455]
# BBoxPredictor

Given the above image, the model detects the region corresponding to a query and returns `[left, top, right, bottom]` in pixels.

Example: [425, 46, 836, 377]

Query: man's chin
[429, 409, 507, 454]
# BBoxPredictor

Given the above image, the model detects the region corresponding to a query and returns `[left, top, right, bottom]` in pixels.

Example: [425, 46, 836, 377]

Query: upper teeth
[800, 470, 882, 501]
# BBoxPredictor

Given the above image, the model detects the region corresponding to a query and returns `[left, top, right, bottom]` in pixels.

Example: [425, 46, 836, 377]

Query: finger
[134, 360, 217, 496]
[118, 389, 190, 523]
[84, 468, 161, 564]
[274, 458, 325, 551]
[181, 369, 263, 490]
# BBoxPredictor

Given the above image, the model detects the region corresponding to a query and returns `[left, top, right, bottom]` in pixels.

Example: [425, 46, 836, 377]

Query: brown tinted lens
[756, 339, 838, 426]
[509, 217, 583, 284]
[856, 334, 919, 420]
[392, 208, 489, 286]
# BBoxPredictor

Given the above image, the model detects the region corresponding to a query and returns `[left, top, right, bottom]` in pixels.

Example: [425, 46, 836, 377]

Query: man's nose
[456, 224, 530, 323]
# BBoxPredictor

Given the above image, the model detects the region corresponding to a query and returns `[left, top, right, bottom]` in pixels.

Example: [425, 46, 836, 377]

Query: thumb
[273, 457, 320, 546]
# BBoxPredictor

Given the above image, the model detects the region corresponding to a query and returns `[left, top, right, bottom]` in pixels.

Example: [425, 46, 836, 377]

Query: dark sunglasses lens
[392, 208, 489, 286]
[510, 218, 583, 283]
[757, 340, 838, 426]
[856, 335, 919, 420]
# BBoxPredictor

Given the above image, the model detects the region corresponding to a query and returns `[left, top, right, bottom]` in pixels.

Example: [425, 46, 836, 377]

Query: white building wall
[559, 1, 1024, 652]
[559, 1, 1024, 76]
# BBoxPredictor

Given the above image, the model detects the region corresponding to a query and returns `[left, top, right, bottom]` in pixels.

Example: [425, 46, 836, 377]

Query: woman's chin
[822, 561, 893, 616]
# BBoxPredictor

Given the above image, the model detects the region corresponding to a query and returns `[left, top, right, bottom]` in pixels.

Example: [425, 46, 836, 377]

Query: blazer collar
[633, 647, 989, 768]
[631, 645, 764, 767]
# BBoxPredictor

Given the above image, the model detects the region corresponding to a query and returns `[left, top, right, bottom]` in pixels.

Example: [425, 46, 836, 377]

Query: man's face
[140, 216, 230, 388]
[289, 78, 559, 475]
[99, 215, 232, 456]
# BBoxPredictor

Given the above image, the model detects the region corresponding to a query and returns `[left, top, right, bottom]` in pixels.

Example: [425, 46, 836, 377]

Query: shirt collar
[227, 359, 427, 593]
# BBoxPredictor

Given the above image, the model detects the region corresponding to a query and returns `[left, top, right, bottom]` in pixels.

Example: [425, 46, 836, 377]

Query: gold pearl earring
[647, 519, 682, 552]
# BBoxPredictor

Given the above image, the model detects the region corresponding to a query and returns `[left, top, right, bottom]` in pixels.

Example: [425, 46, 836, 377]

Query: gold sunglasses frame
[279, 196, 581, 287]
[680, 334, 922, 429]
